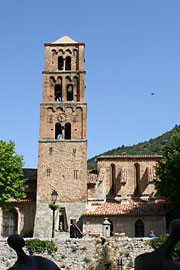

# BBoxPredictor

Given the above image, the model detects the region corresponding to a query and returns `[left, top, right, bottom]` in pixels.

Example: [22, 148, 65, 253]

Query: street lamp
[51, 189, 58, 238]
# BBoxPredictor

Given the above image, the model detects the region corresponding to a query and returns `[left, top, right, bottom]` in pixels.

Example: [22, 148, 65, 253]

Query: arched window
[135, 163, 140, 195]
[55, 123, 62, 140]
[2, 209, 18, 237]
[135, 219, 144, 237]
[51, 49, 56, 56]
[111, 164, 116, 195]
[67, 85, 73, 101]
[65, 123, 71, 139]
[58, 56, 63, 70]
[54, 84, 62, 101]
[65, 56, 71, 70]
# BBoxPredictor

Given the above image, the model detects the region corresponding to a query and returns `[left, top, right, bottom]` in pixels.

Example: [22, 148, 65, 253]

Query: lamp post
[51, 189, 58, 238]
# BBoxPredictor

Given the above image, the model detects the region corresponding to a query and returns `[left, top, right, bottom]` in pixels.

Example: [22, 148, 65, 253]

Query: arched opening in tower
[65, 56, 71, 70]
[54, 84, 62, 101]
[67, 85, 73, 101]
[58, 56, 63, 70]
[65, 123, 71, 139]
[55, 123, 62, 140]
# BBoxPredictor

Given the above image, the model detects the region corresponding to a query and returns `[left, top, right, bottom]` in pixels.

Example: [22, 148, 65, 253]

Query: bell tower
[34, 35, 87, 237]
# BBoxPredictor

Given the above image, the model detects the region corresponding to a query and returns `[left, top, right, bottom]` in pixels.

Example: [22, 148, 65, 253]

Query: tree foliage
[0, 140, 28, 203]
[150, 236, 180, 262]
[154, 131, 180, 211]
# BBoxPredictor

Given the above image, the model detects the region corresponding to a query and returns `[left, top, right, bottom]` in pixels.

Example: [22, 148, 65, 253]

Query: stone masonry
[0, 237, 155, 270]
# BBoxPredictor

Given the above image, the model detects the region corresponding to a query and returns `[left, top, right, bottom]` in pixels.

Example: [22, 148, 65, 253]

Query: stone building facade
[0, 35, 166, 238]
[84, 155, 166, 237]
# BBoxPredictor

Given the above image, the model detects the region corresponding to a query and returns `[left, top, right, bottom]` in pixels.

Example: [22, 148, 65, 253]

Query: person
[149, 231, 156, 238]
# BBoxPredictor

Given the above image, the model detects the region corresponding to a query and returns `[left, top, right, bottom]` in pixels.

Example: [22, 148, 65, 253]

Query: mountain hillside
[87, 124, 180, 170]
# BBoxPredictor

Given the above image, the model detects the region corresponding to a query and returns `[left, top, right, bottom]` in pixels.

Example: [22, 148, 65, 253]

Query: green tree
[154, 131, 180, 211]
[0, 140, 28, 203]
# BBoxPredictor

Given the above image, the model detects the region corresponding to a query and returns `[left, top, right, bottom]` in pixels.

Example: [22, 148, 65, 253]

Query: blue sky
[0, 0, 180, 168]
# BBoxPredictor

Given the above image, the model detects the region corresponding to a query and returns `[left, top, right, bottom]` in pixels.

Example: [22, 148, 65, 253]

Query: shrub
[96, 239, 101, 245]
[49, 203, 60, 211]
[25, 239, 58, 254]
[84, 257, 91, 264]
[150, 236, 180, 262]
[81, 247, 87, 251]
[71, 246, 78, 253]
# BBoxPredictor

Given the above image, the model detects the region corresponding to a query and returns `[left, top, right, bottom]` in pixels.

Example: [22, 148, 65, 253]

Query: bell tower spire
[34, 35, 87, 238]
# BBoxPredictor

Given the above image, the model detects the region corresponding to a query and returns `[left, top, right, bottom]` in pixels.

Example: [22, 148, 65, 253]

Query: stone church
[0, 35, 166, 238]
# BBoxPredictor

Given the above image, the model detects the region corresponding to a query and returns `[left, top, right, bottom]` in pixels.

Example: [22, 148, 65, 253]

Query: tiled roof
[98, 155, 162, 160]
[10, 199, 33, 202]
[83, 200, 165, 216]
[52, 34, 77, 44]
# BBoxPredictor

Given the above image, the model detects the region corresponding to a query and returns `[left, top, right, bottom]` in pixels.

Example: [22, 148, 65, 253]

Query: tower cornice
[42, 70, 86, 74]
[40, 102, 87, 106]
[44, 43, 85, 47]
[39, 139, 87, 143]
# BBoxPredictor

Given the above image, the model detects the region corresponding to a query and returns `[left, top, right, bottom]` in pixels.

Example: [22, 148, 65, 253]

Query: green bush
[84, 257, 91, 264]
[150, 236, 180, 262]
[71, 246, 78, 253]
[25, 239, 58, 254]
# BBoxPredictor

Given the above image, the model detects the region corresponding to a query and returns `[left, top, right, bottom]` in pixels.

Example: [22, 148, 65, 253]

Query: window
[58, 56, 63, 70]
[111, 164, 116, 195]
[49, 147, 53, 155]
[65, 123, 71, 139]
[55, 123, 62, 140]
[135, 219, 144, 237]
[73, 148, 76, 157]
[74, 170, 78, 180]
[52, 49, 56, 56]
[67, 85, 73, 101]
[54, 84, 62, 101]
[65, 56, 71, 70]
[47, 168, 51, 176]
[135, 163, 140, 195]
[48, 115, 53, 123]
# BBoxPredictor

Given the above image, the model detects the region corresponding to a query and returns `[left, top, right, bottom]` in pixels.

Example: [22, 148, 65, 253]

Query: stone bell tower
[34, 35, 87, 237]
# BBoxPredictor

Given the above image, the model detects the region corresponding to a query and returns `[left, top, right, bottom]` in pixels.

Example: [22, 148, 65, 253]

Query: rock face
[0, 237, 154, 270]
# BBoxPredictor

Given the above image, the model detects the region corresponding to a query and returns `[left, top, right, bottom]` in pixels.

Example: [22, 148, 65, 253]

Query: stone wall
[33, 202, 86, 238]
[0, 236, 155, 270]
[36, 141, 87, 203]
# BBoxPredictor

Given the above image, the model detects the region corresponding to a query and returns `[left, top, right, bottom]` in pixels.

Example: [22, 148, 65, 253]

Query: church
[0, 35, 166, 238]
